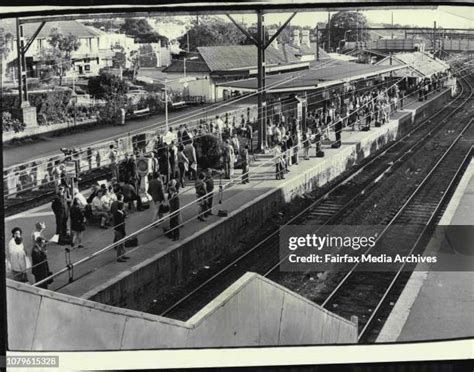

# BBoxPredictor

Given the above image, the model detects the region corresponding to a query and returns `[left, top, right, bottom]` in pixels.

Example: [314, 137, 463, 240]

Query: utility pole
[327, 12, 331, 53]
[164, 78, 169, 132]
[315, 25, 320, 61]
[391, 12, 394, 39]
[257, 9, 267, 151]
[433, 21, 437, 57]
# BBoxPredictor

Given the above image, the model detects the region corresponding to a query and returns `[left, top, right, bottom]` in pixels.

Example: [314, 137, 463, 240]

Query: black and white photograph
[1, 0, 473, 369]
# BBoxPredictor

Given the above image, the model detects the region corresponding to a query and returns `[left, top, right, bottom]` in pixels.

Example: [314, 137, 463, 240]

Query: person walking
[241, 145, 250, 184]
[8, 227, 29, 283]
[168, 186, 180, 241]
[31, 236, 52, 289]
[204, 169, 215, 216]
[195, 173, 208, 221]
[113, 202, 129, 262]
[148, 172, 166, 223]
[70, 198, 86, 249]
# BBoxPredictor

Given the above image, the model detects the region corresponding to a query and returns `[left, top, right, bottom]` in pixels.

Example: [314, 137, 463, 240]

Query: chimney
[268, 29, 278, 50]
[293, 29, 300, 47]
[301, 29, 310, 48]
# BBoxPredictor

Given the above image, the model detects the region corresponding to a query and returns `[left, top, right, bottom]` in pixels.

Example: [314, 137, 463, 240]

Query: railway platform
[5, 88, 452, 312]
[377, 158, 474, 342]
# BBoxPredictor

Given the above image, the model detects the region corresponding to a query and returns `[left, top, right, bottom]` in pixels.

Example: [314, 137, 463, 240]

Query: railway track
[321, 127, 473, 343]
[153, 71, 472, 323]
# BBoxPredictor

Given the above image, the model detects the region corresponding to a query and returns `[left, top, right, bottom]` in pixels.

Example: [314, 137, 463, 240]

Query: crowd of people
[7, 73, 450, 286]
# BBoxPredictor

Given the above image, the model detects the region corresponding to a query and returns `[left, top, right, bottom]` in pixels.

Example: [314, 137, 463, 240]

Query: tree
[88, 72, 129, 124]
[42, 28, 81, 85]
[178, 16, 246, 51]
[320, 11, 370, 52]
[0, 28, 13, 59]
[120, 18, 168, 45]
[138, 44, 157, 68]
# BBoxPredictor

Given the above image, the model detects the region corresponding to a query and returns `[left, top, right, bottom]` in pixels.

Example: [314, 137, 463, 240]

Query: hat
[35, 222, 45, 230]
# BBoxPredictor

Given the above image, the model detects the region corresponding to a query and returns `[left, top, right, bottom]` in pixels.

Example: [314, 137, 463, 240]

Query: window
[84, 58, 90, 64]
[85, 65, 91, 71]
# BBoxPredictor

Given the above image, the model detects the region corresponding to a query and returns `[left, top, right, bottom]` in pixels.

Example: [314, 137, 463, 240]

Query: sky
[172, 6, 473, 29]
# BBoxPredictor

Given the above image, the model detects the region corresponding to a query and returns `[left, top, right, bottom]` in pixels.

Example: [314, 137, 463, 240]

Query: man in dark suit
[113, 202, 129, 262]
[31, 236, 52, 289]
[168, 186, 180, 241]
[148, 172, 166, 222]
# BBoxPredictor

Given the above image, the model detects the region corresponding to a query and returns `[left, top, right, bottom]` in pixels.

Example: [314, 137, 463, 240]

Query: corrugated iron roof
[197, 44, 301, 71]
[218, 62, 403, 92]
[0, 19, 101, 39]
[376, 51, 449, 77]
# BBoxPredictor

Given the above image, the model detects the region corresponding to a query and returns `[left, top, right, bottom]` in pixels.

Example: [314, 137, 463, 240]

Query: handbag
[159, 204, 170, 214]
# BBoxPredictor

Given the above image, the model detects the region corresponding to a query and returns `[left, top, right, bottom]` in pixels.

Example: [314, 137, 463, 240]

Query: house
[162, 41, 317, 102]
[2, 19, 109, 80]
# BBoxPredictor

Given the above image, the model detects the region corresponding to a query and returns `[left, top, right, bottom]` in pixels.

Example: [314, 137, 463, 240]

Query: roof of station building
[217, 61, 404, 92]
[376, 51, 449, 77]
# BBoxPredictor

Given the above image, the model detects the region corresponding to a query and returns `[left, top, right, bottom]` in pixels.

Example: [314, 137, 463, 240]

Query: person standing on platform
[169, 141, 178, 180]
[195, 173, 208, 221]
[184, 140, 197, 181]
[31, 222, 47, 248]
[223, 140, 234, 179]
[241, 145, 250, 184]
[87, 147, 93, 170]
[177, 145, 189, 189]
[274, 143, 284, 180]
[109, 144, 119, 181]
[333, 116, 343, 148]
[204, 169, 215, 216]
[168, 186, 180, 240]
[8, 227, 29, 283]
[302, 129, 310, 160]
[70, 198, 86, 249]
[148, 172, 166, 223]
[51, 186, 71, 240]
[113, 202, 129, 262]
[31, 237, 51, 289]
[246, 121, 254, 154]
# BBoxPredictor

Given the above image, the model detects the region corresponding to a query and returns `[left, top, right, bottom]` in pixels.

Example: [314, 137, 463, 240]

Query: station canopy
[376, 52, 450, 78]
[217, 60, 404, 93]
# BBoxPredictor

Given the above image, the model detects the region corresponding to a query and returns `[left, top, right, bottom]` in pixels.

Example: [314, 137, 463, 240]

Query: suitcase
[58, 234, 73, 246]
[218, 210, 228, 217]
[138, 192, 151, 210]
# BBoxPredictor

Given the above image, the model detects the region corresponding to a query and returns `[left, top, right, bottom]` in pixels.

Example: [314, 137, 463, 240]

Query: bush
[194, 134, 224, 170]
[2, 112, 26, 133]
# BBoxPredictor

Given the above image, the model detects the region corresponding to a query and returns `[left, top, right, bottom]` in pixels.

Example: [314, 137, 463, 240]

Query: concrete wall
[2, 118, 97, 143]
[7, 273, 357, 350]
[84, 90, 451, 313]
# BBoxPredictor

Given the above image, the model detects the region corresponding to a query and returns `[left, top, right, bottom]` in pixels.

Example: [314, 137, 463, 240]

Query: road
[3, 97, 256, 168]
